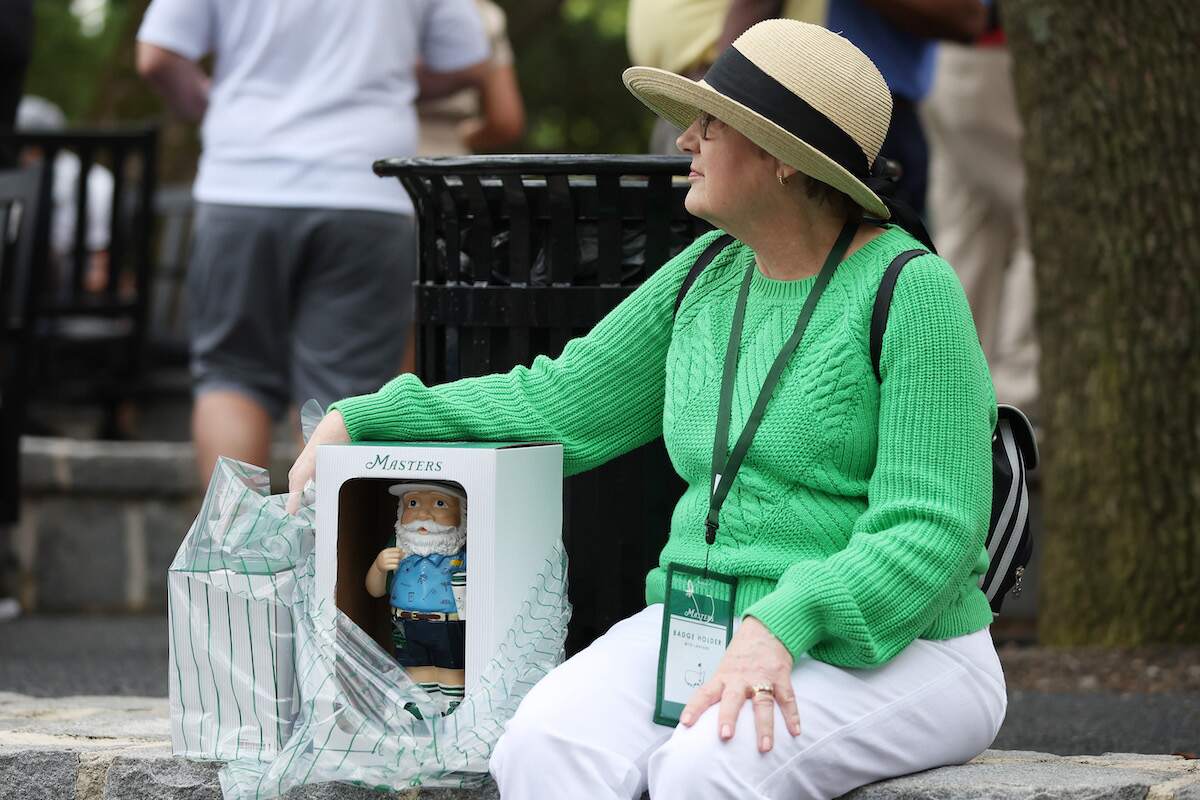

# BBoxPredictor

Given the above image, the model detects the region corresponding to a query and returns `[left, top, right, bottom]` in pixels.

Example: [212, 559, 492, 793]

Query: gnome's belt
[392, 608, 460, 622]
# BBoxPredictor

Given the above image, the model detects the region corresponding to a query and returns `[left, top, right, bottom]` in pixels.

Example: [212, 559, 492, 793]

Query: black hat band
[703, 47, 872, 182]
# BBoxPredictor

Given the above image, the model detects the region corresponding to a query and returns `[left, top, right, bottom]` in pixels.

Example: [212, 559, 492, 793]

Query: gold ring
[751, 682, 774, 696]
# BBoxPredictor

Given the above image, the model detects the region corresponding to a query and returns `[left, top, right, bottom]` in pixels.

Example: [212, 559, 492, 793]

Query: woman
[288, 20, 1006, 800]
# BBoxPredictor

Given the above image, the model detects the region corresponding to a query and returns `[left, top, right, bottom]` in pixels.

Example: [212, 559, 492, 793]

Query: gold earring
[778, 174, 789, 187]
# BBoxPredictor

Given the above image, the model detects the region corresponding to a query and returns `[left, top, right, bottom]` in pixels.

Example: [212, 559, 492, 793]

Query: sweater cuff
[742, 581, 826, 661]
[327, 376, 414, 442]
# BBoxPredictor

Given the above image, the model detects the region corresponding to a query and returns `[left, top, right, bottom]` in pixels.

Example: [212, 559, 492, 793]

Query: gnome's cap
[387, 482, 467, 505]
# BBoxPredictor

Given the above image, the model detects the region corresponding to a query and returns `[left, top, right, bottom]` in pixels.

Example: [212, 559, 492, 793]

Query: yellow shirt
[626, 0, 828, 75]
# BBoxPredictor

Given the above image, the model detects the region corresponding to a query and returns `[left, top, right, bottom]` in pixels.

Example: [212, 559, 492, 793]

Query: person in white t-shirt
[416, 0, 525, 156]
[16, 96, 116, 296]
[135, 0, 490, 486]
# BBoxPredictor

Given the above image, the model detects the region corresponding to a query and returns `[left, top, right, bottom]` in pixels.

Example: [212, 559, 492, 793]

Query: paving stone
[96, 754, 497, 800]
[405, 787, 498, 800]
[144, 499, 200, 610]
[20, 437, 297, 497]
[100, 761, 498, 800]
[102, 756, 222, 800]
[284, 781, 496, 799]
[29, 497, 129, 612]
[843, 750, 1200, 800]
[0, 750, 79, 800]
[3, 692, 1198, 800]
[0, 693, 170, 743]
[21, 438, 198, 496]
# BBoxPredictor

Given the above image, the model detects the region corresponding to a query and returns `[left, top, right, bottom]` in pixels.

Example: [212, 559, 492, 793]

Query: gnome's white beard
[395, 519, 465, 557]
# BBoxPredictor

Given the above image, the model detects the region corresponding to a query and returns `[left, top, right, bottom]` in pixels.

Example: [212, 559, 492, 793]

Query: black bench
[0, 127, 158, 438]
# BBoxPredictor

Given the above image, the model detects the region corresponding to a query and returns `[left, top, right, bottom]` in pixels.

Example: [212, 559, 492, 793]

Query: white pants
[490, 605, 1007, 799]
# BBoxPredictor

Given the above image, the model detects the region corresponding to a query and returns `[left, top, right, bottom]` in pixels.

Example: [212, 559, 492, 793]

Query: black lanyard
[705, 220, 857, 548]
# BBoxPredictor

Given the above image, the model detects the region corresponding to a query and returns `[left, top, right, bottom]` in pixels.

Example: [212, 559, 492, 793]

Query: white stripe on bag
[987, 421, 1021, 564]
[986, 436, 1028, 602]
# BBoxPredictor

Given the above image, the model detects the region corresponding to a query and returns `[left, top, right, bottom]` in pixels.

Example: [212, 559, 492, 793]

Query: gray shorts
[187, 203, 416, 419]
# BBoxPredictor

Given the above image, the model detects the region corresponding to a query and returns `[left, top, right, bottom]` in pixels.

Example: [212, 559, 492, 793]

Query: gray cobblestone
[842, 751, 1200, 800]
[27, 497, 128, 612]
[1, 693, 1198, 800]
[0, 750, 79, 800]
[101, 757, 222, 800]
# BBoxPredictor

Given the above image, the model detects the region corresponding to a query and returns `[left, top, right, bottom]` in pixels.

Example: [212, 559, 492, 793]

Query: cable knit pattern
[330, 225, 998, 668]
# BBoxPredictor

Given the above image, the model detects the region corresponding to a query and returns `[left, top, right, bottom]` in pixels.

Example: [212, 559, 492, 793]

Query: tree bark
[1004, 1, 1200, 644]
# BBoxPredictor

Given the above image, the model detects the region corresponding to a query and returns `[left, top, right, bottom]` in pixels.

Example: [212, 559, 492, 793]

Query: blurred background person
[922, 3, 1038, 414]
[16, 96, 115, 297]
[0, 0, 34, 169]
[827, 0, 987, 215]
[416, 0, 526, 156]
[136, 0, 490, 487]
[412, 0, 524, 397]
[630, 0, 987, 215]
[628, 0, 825, 154]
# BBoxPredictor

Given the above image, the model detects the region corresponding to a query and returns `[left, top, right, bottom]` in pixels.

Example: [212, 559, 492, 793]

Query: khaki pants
[923, 45, 1039, 414]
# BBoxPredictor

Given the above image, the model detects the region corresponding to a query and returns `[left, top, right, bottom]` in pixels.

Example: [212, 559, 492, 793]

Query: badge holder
[653, 562, 737, 727]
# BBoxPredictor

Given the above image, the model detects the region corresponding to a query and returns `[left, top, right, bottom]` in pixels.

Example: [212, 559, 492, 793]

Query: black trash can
[374, 155, 711, 655]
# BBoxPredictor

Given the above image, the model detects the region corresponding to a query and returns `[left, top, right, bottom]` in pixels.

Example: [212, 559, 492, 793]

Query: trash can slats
[377, 155, 710, 653]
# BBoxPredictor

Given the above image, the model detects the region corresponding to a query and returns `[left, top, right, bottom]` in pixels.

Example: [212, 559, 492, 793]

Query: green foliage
[24, 0, 131, 124]
[502, 0, 654, 154]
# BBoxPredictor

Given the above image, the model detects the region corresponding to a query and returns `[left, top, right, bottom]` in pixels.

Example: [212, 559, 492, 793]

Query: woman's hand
[285, 410, 349, 514]
[679, 616, 801, 753]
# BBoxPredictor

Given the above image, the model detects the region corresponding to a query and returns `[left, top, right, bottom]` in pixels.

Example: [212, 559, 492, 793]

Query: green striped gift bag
[168, 457, 314, 763]
[169, 446, 572, 798]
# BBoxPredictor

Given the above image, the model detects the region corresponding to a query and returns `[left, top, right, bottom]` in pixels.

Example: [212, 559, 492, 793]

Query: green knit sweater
[330, 225, 998, 668]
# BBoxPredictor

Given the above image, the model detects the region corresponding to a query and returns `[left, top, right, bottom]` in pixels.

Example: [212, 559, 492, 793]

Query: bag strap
[870, 249, 928, 383]
[673, 233, 737, 318]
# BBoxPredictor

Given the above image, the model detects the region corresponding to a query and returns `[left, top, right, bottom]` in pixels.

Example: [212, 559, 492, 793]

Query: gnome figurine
[365, 482, 467, 714]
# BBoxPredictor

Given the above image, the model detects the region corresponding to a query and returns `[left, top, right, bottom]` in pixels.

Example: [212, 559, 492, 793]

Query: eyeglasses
[697, 112, 720, 140]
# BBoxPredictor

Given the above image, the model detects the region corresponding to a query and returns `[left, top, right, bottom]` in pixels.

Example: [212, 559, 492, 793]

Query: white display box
[315, 442, 564, 693]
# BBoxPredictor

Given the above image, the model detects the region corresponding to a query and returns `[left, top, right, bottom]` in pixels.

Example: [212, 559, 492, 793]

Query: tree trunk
[1003, 2, 1200, 644]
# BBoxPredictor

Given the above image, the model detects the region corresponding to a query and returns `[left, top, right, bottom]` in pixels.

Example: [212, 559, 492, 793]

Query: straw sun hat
[623, 19, 893, 219]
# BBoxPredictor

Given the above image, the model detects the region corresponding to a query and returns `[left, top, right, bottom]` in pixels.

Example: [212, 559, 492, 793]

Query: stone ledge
[2, 693, 1197, 800]
[11, 438, 298, 613]
[0, 693, 492, 799]
[841, 751, 1200, 800]
[19, 437, 298, 496]
[20, 437, 199, 496]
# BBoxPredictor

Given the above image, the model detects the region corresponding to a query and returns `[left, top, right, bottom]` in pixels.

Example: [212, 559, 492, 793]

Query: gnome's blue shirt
[388, 549, 466, 614]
